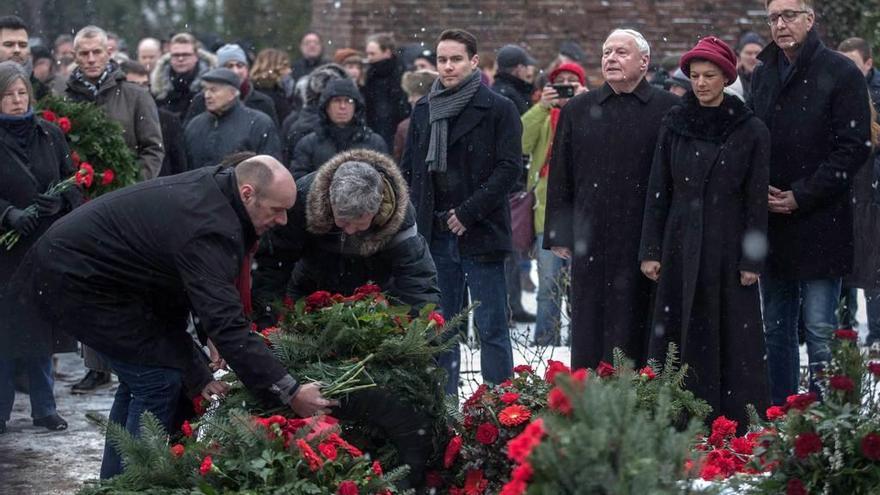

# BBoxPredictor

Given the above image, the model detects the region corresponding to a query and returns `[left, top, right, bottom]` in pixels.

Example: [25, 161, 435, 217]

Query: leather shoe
[33, 414, 67, 431]
[511, 309, 536, 323]
[71, 370, 112, 394]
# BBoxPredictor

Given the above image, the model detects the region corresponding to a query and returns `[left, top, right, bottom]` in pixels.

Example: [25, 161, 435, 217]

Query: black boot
[33, 413, 68, 431]
[71, 370, 112, 394]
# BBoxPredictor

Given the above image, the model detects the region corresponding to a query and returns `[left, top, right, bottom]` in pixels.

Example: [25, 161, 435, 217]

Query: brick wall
[311, 0, 770, 82]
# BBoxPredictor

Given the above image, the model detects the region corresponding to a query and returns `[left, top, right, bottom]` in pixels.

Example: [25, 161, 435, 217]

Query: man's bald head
[235, 155, 296, 234]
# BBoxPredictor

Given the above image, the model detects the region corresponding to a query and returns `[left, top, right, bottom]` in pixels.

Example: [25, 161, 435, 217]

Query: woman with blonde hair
[251, 47, 294, 122]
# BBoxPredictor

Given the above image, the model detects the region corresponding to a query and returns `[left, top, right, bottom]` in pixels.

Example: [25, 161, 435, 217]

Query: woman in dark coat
[639, 38, 770, 429]
[0, 61, 79, 434]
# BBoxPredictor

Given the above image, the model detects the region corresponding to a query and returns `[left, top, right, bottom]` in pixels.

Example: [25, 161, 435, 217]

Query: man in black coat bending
[0, 155, 334, 479]
[543, 29, 679, 370]
[751, 0, 871, 405]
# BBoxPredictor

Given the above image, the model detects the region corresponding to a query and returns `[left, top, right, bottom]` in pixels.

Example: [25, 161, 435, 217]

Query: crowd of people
[1, 0, 879, 486]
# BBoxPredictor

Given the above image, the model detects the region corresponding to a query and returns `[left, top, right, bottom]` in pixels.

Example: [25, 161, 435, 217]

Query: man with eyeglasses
[151, 32, 216, 121]
[750, 0, 872, 405]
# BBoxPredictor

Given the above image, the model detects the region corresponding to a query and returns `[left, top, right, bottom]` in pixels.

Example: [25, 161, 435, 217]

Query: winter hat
[680, 37, 738, 86]
[737, 32, 766, 52]
[559, 40, 586, 63]
[319, 78, 364, 109]
[306, 63, 348, 105]
[665, 68, 691, 91]
[201, 68, 241, 88]
[333, 48, 364, 66]
[217, 44, 248, 67]
[549, 62, 586, 86]
[497, 44, 537, 69]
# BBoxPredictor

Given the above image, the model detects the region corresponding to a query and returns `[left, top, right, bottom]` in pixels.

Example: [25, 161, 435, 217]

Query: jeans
[431, 231, 513, 395]
[533, 236, 568, 345]
[866, 288, 880, 345]
[0, 356, 56, 421]
[100, 354, 182, 479]
[761, 276, 841, 405]
[838, 288, 860, 329]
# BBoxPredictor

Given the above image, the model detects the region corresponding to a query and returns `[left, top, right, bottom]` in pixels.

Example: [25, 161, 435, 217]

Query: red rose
[444, 435, 463, 468]
[711, 416, 738, 439]
[548, 387, 572, 415]
[513, 364, 533, 374]
[428, 311, 445, 328]
[785, 392, 817, 411]
[41, 110, 57, 122]
[181, 420, 193, 437]
[476, 422, 499, 445]
[638, 366, 656, 380]
[766, 405, 786, 421]
[868, 361, 880, 378]
[57, 117, 72, 133]
[498, 405, 532, 427]
[571, 368, 589, 384]
[544, 359, 570, 384]
[829, 375, 854, 392]
[336, 480, 359, 495]
[304, 290, 334, 310]
[75, 163, 95, 188]
[100, 169, 115, 186]
[596, 361, 615, 378]
[794, 432, 822, 458]
[500, 392, 520, 404]
[353, 283, 381, 296]
[192, 396, 206, 416]
[861, 432, 880, 461]
[170, 444, 185, 458]
[318, 441, 338, 461]
[464, 384, 488, 407]
[834, 328, 858, 341]
[199, 455, 213, 476]
[786, 478, 807, 495]
[371, 460, 383, 476]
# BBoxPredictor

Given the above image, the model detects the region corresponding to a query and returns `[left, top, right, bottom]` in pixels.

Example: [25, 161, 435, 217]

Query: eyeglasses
[170, 52, 195, 60]
[766, 9, 809, 26]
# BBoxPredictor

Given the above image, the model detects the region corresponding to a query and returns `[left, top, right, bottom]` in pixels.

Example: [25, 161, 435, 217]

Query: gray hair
[73, 25, 108, 50]
[329, 161, 385, 220]
[0, 60, 33, 105]
[606, 29, 651, 57]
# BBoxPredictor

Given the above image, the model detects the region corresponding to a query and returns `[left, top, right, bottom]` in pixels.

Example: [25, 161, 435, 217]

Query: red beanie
[549, 62, 586, 86]
[680, 37, 737, 86]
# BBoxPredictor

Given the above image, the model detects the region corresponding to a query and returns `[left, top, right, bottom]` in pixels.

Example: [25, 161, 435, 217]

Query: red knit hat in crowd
[549, 62, 586, 86]
[679, 36, 738, 86]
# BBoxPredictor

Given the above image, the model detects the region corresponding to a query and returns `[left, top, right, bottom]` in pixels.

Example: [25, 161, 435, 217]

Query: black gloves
[3, 207, 39, 237]
[35, 193, 64, 217]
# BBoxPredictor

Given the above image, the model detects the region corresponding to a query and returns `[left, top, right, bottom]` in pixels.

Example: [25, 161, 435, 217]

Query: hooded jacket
[289, 79, 387, 179]
[151, 48, 217, 120]
[253, 149, 440, 323]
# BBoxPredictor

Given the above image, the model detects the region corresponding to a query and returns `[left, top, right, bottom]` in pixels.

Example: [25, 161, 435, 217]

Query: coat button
[467, 144, 473, 151]
[775, 104, 782, 111]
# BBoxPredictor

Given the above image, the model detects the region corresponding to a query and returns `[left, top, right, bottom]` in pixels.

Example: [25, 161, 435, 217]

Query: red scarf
[540, 107, 562, 178]
[234, 242, 259, 316]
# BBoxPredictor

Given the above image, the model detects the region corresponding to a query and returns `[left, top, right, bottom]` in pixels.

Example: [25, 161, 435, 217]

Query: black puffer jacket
[253, 149, 440, 324]
[289, 79, 388, 179]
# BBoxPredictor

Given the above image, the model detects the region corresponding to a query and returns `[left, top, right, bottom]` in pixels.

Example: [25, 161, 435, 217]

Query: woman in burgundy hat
[639, 36, 771, 430]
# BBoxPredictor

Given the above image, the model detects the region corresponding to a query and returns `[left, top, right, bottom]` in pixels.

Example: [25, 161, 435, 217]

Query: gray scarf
[426, 70, 481, 173]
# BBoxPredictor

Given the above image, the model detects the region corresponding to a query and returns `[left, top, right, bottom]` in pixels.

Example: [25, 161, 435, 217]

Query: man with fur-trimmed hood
[150, 32, 216, 120]
[253, 148, 440, 324]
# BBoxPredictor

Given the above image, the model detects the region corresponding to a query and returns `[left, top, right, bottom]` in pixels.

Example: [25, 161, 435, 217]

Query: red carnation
[786, 478, 807, 495]
[296, 439, 324, 471]
[170, 444, 185, 458]
[327, 433, 363, 457]
[699, 462, 723, 481]
[318, 441, 338, 461]
[571, 368, 589, 384]
[794, 432, 822, 458]
[731, 436, 755, 455]
[638, 366, 656, 380]
[444, 435, 463, 468]
[181, 420, 193, 437]
[506, 419, 545, 463]
[305, 290, 334, 310]
[596, 361, 615, 378]
[199, 456, 213, 476]
[498, 404, 532, 427]
[766, 405, 786, 421]
[464, 384, 488, 407]
[548, 387, 573, 415]
[428, 311, 445, 328]
[336, 480, 359, 495]
[861, 432, 880, 461]
[834, 328, 858, 341]
[500, 479, 528, 495]
[500, 392, 520, 404]
[70, 151, 81, 165]
[511, 461, 534, 482]
[829, 375, 854, 392]
[476, 422, 499, 445]
[41, 110, 57, 122]
[353, 283, 381, 296]
[785, 392, 817, 411]
[75, 163, 95, 188]
[869, 362, 880, 378]
[711, 416, 738, 439]
[100, 169, 114, 186]
[463, 469, 488, 494]
[192, 396, 206, 416]
[57, 117, 72, 133]
[544, 359, 570, 384]
[513, 364, 533, 374]
[372, 460, 383, 476]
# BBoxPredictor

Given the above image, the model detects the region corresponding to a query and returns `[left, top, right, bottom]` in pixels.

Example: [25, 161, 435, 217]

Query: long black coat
[0, 167, 290, 396]
[543, 79, 679, 369]
[363, 57, 410, 149]
[640, 93, 770, 427]
[400, 84, 522, 258]
[0, 118, 80, 354]
[253, 149, 440, 324]
[158, 108, 188, 176]
[750, 29, 872, 280]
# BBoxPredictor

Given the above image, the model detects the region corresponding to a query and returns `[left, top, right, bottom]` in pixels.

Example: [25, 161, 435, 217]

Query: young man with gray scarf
[400, 28, 522, 396]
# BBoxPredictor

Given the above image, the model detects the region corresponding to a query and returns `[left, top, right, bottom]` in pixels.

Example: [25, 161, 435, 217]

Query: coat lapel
[448, 86, 492, 146]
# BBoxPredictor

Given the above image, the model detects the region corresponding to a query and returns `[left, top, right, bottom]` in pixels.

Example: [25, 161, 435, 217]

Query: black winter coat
[640, 92, 770, 427]
[183, 86, 280, 128]
[255, 81, 294, 123]
[184, 100, 282, 170]
[400, 84, 522, 258]
[363, 57, 410, 149]
[0, 117, 80, 354]
[158, 108, 188, 176]
[0, 167, 291, 397]
[750, 29, 872, 280]
[283, 106, 320, 164]
[543, 79, 680, 369]
[253, 149, 440, 323]
[492, 72, 533, 115]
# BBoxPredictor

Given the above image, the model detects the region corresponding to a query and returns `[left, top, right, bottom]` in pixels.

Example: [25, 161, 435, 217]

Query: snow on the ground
[0, 281, 870, 494]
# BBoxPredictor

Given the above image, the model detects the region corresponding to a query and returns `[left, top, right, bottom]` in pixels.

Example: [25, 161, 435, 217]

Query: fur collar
[150, 48, 217, 100]
[306, 149, 409, 256]
[662, 92, 752, 143]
